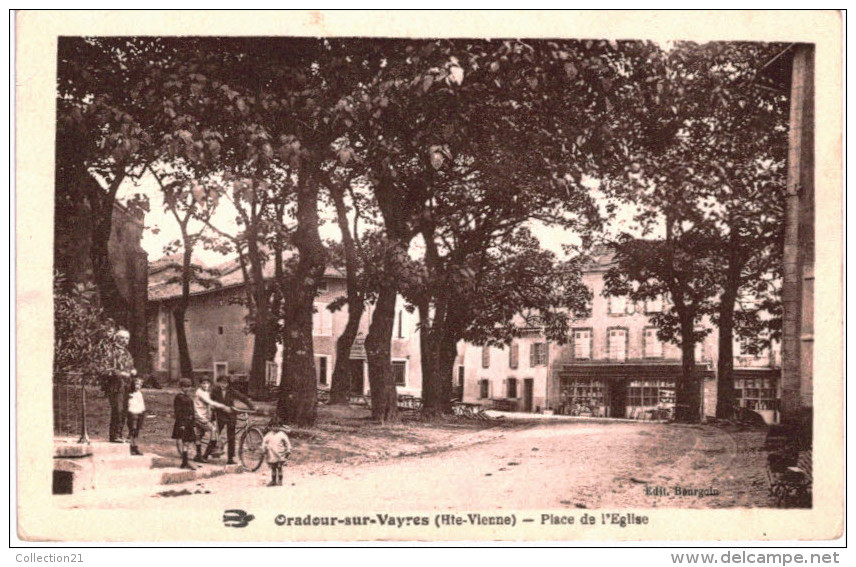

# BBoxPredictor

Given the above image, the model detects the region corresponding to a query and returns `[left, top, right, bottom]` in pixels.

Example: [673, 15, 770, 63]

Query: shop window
[559, 377, 606, 416]
[644, 327, 663, 358]
[573, 328, 592, 360]
[627, 379, 675, 410]
[509, 343, 519, 369]
[735, 375, 778, 411]
[506, 378, 518, 399]
[607, 328, 628, 361]
[391, 360, 407, 386]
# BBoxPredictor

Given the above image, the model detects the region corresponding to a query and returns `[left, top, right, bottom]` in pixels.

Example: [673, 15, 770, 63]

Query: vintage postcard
[14, 10, 843, 543]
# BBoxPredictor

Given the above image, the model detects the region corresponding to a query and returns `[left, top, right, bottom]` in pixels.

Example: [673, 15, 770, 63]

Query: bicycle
[196, 408, 267, 471]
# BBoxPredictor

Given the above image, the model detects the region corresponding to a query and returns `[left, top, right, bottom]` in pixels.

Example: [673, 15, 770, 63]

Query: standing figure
[262, 422, 292, 487]
[108, 328, 136, 443]
[192, 378, 232, 463]
[171, 378, 197, 470]
[211, 376, 256, 465]
[126, 377, 146, 455]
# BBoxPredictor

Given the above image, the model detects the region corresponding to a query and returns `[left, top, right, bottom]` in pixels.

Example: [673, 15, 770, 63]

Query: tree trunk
[328, 182, 364, 405]
[675, 316, 701, 423]
[90, 211, 129, 328]
[365, 282, 399, 423]
[330, 310, 363, 404]
[173, 305, 194, 382]
[419, 301, 442, 417]
[279, 173, 326, 427]
[437, 330, 459, 414]
[716, 288, 738, 420]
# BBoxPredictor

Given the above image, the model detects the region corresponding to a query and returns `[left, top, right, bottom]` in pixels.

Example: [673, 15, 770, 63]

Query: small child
[262, 422, 292, 486]
[171, 378, 197, 470]
[126, 377, 146, 456]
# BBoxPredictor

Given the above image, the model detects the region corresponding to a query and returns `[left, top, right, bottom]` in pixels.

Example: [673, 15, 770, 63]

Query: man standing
[212, 376, 256, 465]
[108, 328, 135, 443]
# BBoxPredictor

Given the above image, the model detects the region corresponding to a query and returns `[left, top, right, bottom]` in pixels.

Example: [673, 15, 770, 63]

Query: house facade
[147, 256, 423, 397]
[459, 249, 781, 422]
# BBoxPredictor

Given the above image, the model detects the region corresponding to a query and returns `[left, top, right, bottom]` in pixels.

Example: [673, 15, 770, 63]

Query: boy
[192, 378, 232, 463]
[262, 422, 292, 486]
[126, 377, 146, 456]
[171, 378, 197, 470]
[211, 376, 255, 465]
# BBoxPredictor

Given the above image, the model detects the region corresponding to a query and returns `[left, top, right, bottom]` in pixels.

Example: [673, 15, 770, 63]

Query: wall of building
[151, 276, 423, 396]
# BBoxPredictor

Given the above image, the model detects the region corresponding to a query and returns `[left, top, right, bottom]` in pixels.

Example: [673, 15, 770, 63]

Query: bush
[53, 272, 116, 377]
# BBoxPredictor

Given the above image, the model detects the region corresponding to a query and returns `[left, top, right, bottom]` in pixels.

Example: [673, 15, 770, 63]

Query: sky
[119, 170, 648, 268]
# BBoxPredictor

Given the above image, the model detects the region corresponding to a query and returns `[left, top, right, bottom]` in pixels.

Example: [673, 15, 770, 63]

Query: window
[214, 362, 228, 381]
[530, 342, 548, 367]
[478, 379, 490, 399]
[506, 378, 518, 399]
[609, 295, 636, 315]
[644, 327, 663, 358]
[217, 326, 224, 335]
[396, 310, 405, 339]
[481, 347, 491, 368]
[457, 365, 465, 388]
[509, 343, 519, 369]
[391, 360, 407, 386]
[607, 328, 628, 361]
[608, 295, 627, 315]
[695, 334, 705, 362]
[315, 356, 328, 386]
[573, 329, 592, 360]
[266, 361, 279, 387]
[735, 374, 778, 411]
[645, 296, 663, 314]
[627, 379, 673, 408]
[312, 303, 332, 336]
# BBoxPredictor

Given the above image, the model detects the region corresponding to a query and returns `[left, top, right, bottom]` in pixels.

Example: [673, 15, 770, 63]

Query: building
[459, 248, 781, 422]
[147, 255, 422, 397]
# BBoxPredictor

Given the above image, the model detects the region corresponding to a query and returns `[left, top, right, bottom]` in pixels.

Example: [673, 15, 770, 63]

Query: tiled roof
[148, 252, 344, 302]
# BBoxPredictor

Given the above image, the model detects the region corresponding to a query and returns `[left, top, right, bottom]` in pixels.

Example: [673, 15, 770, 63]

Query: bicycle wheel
[239, 427, 265, 471]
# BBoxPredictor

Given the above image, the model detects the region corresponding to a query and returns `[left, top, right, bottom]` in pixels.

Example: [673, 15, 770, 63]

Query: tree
[149, 167, 222, 383]
[56, 37, 171, 369]
[599, 41, 789, 420]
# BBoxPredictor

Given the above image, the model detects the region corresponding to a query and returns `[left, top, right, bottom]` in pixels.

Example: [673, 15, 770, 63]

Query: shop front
[555, 364, 708, 420]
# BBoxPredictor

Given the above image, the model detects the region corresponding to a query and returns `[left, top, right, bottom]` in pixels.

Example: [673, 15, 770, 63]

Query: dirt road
[59, 420, 774, 512]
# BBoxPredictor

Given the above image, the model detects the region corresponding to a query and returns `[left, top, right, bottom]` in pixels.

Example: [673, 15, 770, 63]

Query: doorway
[609, 380, 627, 418]
[348, 359, 365, 395]
[523, 378, 534, 412]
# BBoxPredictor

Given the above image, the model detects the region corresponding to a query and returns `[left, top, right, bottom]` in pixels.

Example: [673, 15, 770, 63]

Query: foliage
[53, 273, 117, 376]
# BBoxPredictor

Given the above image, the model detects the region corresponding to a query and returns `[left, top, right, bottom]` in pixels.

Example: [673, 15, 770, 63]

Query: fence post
[76, 373, 90, 444]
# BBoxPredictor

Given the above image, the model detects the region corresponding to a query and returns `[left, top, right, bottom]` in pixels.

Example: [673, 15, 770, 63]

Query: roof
[148, 252, 345, 302]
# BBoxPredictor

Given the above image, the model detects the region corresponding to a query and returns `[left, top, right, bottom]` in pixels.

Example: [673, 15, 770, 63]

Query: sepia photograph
[14, 10, 843, 544]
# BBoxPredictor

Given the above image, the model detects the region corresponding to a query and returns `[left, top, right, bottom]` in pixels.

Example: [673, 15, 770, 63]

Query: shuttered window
[530, 342, 548, 367]
[509, 343, 519, 369]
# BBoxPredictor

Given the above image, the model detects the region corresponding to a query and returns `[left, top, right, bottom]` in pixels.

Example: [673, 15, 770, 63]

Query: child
[262, 422, 292, 486]
[171, 378, 197, 470]
[126, 377, 146, 456]
[192, 378, 232, 463]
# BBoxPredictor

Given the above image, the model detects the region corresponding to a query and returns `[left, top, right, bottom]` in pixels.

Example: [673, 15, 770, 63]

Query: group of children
[171, 377, 292, 486]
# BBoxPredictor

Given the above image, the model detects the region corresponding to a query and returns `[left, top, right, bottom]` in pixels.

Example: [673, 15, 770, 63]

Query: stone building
[147, 255, 423, 397]
[459, 248, 782, 422]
